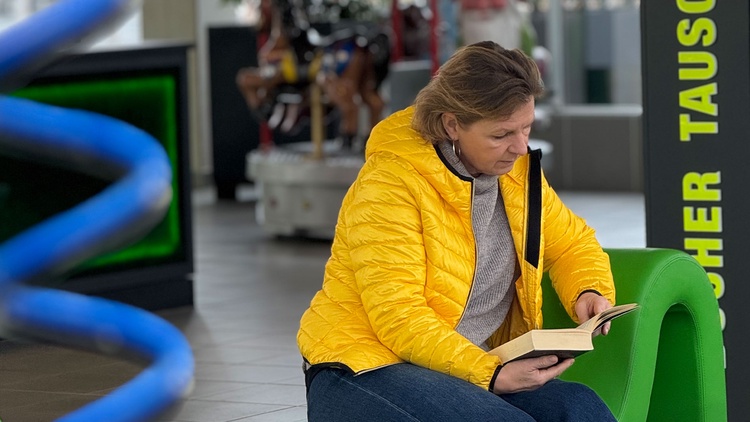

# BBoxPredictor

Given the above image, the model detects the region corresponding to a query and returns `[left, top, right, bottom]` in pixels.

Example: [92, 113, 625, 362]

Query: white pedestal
[247, 142, 362, 238]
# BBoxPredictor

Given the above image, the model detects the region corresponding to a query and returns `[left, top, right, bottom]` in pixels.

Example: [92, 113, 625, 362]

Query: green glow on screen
[5, 75, 183, 275]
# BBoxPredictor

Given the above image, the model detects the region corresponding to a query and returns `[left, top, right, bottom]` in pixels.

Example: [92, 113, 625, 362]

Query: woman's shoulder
[366, 108, 422, 154]
[355, 150, 426, 191]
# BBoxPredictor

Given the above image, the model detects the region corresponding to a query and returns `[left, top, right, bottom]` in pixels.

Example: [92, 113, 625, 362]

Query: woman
[298, 41, 617, 421]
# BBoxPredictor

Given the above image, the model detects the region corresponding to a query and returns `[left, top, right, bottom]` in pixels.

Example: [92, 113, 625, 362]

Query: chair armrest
[541, 248, 726, 422]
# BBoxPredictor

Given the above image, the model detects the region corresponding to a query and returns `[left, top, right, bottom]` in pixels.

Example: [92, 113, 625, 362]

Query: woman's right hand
[492, 356, 575, 395]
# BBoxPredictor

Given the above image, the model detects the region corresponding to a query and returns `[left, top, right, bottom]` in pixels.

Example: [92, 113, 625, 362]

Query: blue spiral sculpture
[0, 1, 195, 421]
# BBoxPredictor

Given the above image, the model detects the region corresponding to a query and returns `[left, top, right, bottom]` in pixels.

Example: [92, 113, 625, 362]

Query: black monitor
[1, 42, 195, 310]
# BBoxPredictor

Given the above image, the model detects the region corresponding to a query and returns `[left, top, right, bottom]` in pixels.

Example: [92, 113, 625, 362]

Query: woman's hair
[412, 41, 544, 143]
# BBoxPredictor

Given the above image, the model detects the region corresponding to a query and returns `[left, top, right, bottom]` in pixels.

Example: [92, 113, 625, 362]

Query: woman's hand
[492, 356, 574, 394]
[575, 292, 613, 336]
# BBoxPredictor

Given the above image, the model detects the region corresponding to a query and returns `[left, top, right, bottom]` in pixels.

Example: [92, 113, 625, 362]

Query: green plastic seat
[541, 248, 727, 421]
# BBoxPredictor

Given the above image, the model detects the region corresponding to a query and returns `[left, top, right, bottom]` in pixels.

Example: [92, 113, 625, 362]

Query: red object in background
[391, 0, 440, 76]
[429, 0, 439, 76]
[391, 0, 404, 62]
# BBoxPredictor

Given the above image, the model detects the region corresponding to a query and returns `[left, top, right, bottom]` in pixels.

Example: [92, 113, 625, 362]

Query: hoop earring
[452, 140, 461, 158]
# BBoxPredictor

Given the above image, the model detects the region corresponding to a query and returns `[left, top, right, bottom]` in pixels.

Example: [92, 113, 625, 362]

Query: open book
[488, 303, 639, 363]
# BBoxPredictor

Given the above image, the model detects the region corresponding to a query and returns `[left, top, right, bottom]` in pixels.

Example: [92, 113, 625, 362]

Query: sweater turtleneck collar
[437, 140, 498, 194]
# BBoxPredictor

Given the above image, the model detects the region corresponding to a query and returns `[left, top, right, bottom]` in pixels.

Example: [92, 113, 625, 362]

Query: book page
[488, 329, 592, 363]
[576, 303, 639, 333]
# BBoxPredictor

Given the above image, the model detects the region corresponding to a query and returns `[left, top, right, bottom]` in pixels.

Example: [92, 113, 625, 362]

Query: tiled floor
[0, 188, 645, 422]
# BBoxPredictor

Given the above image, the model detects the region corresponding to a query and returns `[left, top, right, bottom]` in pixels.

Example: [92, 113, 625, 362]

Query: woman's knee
[547, 381, 615, 421]
[501, 379, 615, 421]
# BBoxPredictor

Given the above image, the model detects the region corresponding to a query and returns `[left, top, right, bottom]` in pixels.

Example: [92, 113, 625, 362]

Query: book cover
[488, 303, 639, 363]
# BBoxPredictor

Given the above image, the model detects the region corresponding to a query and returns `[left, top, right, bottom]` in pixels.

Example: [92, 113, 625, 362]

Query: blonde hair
[412, 41, 544, 144]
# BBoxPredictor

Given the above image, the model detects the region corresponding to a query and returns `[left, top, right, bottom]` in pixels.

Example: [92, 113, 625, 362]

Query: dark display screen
[0, 44, 192, 297]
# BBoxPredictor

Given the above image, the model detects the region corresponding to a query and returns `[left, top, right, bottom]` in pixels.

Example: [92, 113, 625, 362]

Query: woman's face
[442, 98, 535, 177]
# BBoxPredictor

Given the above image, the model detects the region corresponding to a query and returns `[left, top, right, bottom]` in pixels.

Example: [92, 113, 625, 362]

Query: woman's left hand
[575, 292, 613, 336]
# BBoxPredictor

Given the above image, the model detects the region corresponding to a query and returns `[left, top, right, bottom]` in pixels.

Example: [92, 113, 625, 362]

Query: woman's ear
[441, 112, 459, 141]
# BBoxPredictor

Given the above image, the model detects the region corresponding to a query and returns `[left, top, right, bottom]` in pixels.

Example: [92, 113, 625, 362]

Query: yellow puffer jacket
[297, 107, 615, 391]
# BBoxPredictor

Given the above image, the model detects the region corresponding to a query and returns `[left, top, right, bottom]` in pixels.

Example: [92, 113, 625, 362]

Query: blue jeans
[307, 363, 616, 421]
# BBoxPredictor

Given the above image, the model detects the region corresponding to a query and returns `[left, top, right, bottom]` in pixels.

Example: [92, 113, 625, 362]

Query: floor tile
[235, 406, 308, 422]
[155, 399, 287, 422]
[199, 383, 307, 406]
[185, 380, 250, 400]
[194, 363, 302, 385]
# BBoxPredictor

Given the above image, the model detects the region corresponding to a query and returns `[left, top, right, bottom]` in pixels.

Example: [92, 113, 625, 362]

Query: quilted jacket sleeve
[541, 177, 616, 322]
[345, 156, 502, 389]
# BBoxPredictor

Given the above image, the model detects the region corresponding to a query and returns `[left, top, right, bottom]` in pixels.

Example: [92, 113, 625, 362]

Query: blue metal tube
[0, 0, 196, 421]
[1, 287, 195, 422]
[0, 0, 137, 89]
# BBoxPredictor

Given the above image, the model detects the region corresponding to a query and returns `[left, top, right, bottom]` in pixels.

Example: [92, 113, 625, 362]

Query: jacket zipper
[454, 179, 478, 329]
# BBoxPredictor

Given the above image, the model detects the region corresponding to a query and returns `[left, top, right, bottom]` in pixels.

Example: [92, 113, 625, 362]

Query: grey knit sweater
[437, 141, 520, 349]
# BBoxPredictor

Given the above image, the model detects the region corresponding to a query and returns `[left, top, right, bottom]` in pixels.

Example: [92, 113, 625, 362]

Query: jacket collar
[366, 107, 530, 189]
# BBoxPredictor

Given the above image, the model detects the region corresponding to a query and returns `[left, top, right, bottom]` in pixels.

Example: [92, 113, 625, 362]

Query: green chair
[541, 248, 727, 421]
